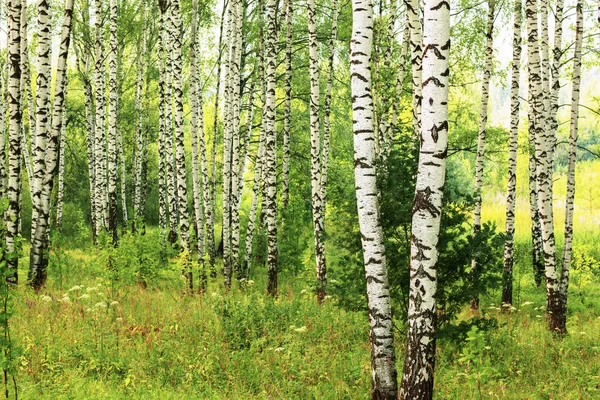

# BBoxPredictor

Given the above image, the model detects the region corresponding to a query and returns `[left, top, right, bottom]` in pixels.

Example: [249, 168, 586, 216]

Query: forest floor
[8, 238, 600, 400]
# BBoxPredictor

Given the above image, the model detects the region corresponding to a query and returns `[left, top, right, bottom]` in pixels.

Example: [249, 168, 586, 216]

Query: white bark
[400, 0, 450, 396]
[351, 0, 398, 396]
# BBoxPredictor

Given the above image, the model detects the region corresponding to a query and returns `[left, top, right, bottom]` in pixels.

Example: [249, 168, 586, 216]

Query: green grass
[7, 240, 600, 399]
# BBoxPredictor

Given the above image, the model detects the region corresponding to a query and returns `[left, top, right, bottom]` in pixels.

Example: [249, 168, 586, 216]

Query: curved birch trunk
[502, 0, 522, 306]
[400, 0, 450, 396]
[4, 0, 23, 283]
[557, 0, 582, 335]
[264, 0, 278, 296]
[470, 0, 495, 311]
[351, 0, 398, 397]
[29, 0, 74, 289]
[19, 1, 33, 192]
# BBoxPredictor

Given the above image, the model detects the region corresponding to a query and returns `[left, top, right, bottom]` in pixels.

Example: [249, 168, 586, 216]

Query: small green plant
[458, 325, 498, 398]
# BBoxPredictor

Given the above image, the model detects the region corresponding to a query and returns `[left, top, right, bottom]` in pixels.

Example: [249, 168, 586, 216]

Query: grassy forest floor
[9, 237, 600, 400]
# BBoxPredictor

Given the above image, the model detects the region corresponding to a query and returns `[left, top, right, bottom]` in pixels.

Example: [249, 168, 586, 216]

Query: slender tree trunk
[526, 0, 544, 287]
[56, 78, 68, 230]
[320, 0, 338, 233]
[29, 0, 74, 289]
[405, 0, 422, 136]
[352, 0, 399, 396]
[132, 1, 146, 233]
[106, 0, 118, 244]
[93, 0, 107, 236]
[307, 0, 326, 303]
[400, 0, 450, 397]
[389, 23, 410, 139]
[229, 0, 245, 281]
[190, 0, 206, 288]
[157, 0, 168, 242]
[0, 71, 6, 199]
[264, 0, 278, 296]
[164, 3, 179, 246]
[171, 0, 192, 289]
[81, 62, 97, 244]
[4, 0, 23, 284]
[526, 0, 560, 329]
[208, 4, 227, 279]
[243, 120, 265, 280]
[19, 0, 33, 192]
[281, 0, 293, 210]
[557, 0, 582, 335]
[502, 0, 522, 306]
[29, 0, 53, 285]
[470, 0, 495, 311]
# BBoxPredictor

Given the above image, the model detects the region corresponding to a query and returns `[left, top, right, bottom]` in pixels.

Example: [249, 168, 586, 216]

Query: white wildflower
[294, 326, 307, 333]
[78, 294, 90, 300]
[41, 295, 52, 302]
[61, 296, 71, 303]
[86, 287, 97, 292]
[94, 302, 107, 309]
[521, 301, 534, 306]
[274, 347, 285, 352]
[110, 301, 119, 307]
[68, 285, 82, 292]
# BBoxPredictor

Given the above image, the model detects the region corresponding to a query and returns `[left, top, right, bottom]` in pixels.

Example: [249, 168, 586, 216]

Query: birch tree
[400, 0, 450, 396]
[4, 0, 23, 283]
[502, 0, 522, 306]
[281, 0, 293, 210]
[171, 0, 192, 288]
[56, 78, 68, 230]
[29, 0, 74, 289]
[157, 0, 169, 241]
[93, 0, 107, 236]
[264, 0, 278, 296]
[133, 3, 146, 231]
[107, 0, 118, 244]
[29, 0, 53, 277]
[405, 0, 422, 135]
[307, 0, 326, 302]
[557, 0, 582, 334]
[470, 0, 495, 311]
[351, 0, 398, 396]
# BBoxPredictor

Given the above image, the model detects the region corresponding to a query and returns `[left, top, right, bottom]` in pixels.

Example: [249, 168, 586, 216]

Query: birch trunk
[93, 0, 106, 236]
[208, 4, 227, 278]
[81, 63, 97, 244]
[400, 0, 450, 396]
[106, 0, 118, 244]
[171, 0, 192, 289]
[157, 0, 168, 242]
[29, 0, 74, 289]
[19, 0, 33, 191]
[264, 0, 278, 296]
[307, 0, 326, 303]
[405, 0, 422, 136]
[132, 1, 146, 232]
[4, 0, 23, 283]
[56, 78, 68, 229]
[281, 0, 293, 210]
[470, 0, 495, 311]
[389, 24, 410, 139]
[229, 0, 244, 281]
[222, 0, 235, 287]
[190, 0, 206, 285]
[164, 3, 179, 245]
[502, 0, 522, 306]
[351, 0, 398, 397]
[557, 0, 582, 335]
[29, 0, 53, 285]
